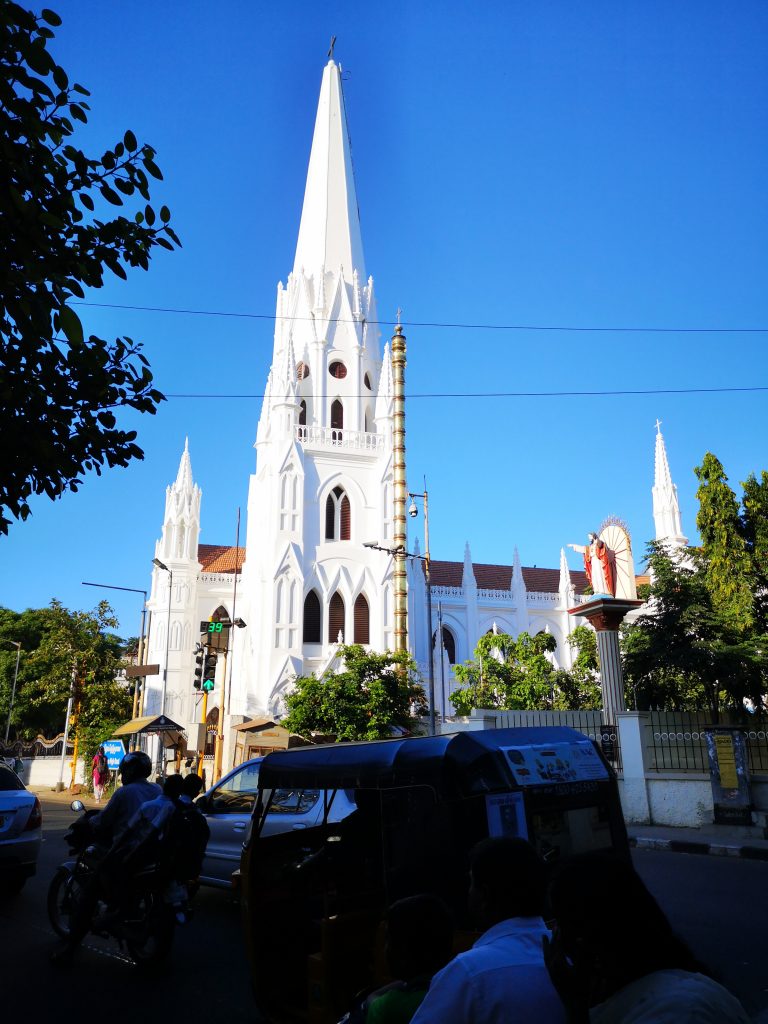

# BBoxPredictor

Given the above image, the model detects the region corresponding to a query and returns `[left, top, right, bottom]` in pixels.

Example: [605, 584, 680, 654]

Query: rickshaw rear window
[531, 804, 612, 863]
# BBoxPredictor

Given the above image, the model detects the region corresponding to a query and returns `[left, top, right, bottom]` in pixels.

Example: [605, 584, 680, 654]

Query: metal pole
[423, 488, 436, 736]
[131, 603, 147, 749]
[3, 642, 21, 744]
[161, 568, 172, 720]
[212, 648, 228, 784]
[391, 323, 408, 654]
[226, 508, 241, 718]
[438, 601, 447, 719]
[56, 662, 76, 792]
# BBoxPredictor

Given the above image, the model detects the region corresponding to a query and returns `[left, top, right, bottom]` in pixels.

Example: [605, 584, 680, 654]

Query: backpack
[97, 752, 108, 775]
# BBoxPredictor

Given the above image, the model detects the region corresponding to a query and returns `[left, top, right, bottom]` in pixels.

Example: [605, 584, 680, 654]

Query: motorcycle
[47, 800, 177, 967]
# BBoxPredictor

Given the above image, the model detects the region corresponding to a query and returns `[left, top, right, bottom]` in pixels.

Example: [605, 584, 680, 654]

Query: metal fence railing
[490, 709, 622, 771]
[646, 712, 768, 774]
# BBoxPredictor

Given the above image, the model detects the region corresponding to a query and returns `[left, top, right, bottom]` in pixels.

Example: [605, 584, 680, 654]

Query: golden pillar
[391, 324, 408, 653]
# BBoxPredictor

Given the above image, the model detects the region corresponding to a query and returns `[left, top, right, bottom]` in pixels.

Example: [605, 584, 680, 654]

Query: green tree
[0, 601, 131, 759]
[451, 631, 560, 714]
[281, 645, 427, 742]
[695, 453, 754, 629]
[621, 542, 764, 716]
[741, 471, 768, 633]
[552, 625, 602, 710]
[0, 4, 180, 534]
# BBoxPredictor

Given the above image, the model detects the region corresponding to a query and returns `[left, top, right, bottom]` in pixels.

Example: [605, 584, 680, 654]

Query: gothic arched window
[299, 400, 307, 426]
[353, 594, 370, 645]
[433, 626, 457, 665]
[303, 591, 321, 644]
[325, 486, 351, 541]
[328, 592, 345, 643]
[331, 399, 344, 439]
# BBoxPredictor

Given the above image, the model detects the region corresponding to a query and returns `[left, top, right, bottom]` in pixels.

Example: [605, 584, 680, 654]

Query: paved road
[2, 800, 767, 1020]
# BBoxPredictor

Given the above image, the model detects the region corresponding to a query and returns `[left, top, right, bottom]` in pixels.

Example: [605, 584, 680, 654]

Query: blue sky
[2, 0, 767, 636]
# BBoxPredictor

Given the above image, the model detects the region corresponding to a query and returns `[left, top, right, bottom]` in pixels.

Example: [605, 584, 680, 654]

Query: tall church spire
[293, 59, 365, 286]
[652, 421, 688, 548]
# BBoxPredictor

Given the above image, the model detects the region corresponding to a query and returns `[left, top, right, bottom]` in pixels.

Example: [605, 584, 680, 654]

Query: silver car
[197, 757, 356, 888]
[0, 762, 43, 896]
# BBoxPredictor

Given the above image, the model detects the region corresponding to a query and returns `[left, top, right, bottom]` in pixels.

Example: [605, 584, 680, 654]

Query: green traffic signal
[202, 678, 215, 693]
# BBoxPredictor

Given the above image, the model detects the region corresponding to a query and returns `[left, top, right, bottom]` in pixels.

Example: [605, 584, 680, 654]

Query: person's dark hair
[470, 837, 546, 918]
[163, 774, 185, 800]
[182, 773, 204, 799]
[549, 852, 704, 980]
[119, 750, 152, 784]
[386, 895, 453, 981]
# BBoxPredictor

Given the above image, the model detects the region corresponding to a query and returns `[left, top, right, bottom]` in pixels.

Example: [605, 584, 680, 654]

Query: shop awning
[113, 714, 184, 737]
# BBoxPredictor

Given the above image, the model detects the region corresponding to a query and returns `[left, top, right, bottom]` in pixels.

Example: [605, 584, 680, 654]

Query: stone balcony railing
[296, 424, 384, 453]
[197, 573, 244, 585]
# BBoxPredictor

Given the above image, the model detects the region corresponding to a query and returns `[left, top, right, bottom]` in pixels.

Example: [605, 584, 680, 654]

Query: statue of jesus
[568, 532, 615, 596]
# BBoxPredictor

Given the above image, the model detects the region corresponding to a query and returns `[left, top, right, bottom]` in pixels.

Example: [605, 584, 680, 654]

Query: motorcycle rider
[51, 750, 161, 964]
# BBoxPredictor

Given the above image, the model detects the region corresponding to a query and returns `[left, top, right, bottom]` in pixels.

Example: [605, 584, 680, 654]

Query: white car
[0, 762, 43, 896]
[196, 756, 356, 888]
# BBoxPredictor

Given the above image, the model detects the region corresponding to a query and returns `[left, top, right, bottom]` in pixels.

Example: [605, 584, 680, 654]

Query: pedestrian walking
[13, 753, 24, 778]
[92, 745, 109, 802]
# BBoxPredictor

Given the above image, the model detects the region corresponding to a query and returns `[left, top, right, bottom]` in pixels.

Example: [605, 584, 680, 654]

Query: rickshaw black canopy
[257, 726, 610, 797]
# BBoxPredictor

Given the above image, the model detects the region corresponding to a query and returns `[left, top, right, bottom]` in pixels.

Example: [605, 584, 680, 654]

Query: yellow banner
[715, 734, 738, 789]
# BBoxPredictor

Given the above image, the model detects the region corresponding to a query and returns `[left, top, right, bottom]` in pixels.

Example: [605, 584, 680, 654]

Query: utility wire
[164, 385, 768, 400]
[73, 300, 768, 334]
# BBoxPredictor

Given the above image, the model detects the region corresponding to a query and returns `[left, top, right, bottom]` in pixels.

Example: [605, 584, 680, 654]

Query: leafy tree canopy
[280, 645, 427, 742]
[621, 542, 765, 716]
[451, 630, 562, 715]
[0, 600, 132, 753]
[0, 4, 180, 534]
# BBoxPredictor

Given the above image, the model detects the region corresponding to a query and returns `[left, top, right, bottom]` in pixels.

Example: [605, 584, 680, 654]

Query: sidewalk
[629, 822, 768, 860]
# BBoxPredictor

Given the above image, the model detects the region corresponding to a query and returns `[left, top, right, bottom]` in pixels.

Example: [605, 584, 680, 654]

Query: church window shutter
[340, 494, 351, 540]
[303, 591, 321, 644]
[325, 494, 335, 539]
[296, 362, 310, 380]
[329, 361, 347, 379]
[433, 626, 456, 664]
[353, 594, 369, 645]
[331, 399, 343, 431]
[328, 592, 345, 643]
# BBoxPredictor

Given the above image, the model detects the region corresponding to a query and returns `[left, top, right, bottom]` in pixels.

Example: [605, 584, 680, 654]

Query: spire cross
[328, 36, 336, 59]
[396, 307, 402, 326]
[655, 418, 663, 434]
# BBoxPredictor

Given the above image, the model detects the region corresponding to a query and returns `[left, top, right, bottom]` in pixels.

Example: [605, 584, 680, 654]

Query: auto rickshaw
[239, 726, 629, 1023]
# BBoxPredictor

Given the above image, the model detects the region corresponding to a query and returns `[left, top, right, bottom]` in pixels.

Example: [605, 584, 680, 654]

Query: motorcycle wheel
[125, 892, 175, 968]
[47, 867, 80, 938]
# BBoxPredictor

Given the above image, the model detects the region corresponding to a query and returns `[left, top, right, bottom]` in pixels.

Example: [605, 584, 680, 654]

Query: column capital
[569, 596, 643, 632]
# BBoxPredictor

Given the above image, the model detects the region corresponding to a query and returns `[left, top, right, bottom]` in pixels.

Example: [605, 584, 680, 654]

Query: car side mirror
[70, 799, 85, 812]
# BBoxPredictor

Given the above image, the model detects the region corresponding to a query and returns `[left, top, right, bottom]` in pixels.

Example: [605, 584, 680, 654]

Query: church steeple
[293, 59, 365, 285]
[652, 421, 688, 548]
[157, 438, 201, 563]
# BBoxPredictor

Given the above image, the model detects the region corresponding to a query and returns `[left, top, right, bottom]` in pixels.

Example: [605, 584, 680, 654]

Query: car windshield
[0, 764, 23, 791]
[209, 761, 262, 812]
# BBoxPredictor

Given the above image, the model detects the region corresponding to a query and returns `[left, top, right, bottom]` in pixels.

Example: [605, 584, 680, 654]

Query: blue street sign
[102, 739, 125, 771]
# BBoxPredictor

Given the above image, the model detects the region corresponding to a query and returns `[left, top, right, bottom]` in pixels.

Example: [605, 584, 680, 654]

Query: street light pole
[408, 487, 435, 735]
[82, 581, 148, 733]
[151, 559, 173, 719]
[2, 641, 22, 745]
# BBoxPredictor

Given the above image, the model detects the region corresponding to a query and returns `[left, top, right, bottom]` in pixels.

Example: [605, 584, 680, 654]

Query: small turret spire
[653, 423, 688, 547]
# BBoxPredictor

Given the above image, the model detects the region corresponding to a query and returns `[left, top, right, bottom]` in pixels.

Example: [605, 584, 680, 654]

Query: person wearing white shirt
[410, 837, 567, 1024]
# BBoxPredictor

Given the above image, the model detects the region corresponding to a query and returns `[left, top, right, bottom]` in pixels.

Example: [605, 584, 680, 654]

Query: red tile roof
[429, 559, 590, 594]
[198, 545, 246, 573]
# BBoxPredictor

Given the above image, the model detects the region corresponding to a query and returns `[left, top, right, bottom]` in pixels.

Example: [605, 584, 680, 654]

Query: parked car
[0, 762, 43, 896]
[195, 756, 356, 888]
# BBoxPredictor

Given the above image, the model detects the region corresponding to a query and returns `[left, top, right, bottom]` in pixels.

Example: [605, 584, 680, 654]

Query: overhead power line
[164, 385, 768, 400]
[73, 300, 768, 334]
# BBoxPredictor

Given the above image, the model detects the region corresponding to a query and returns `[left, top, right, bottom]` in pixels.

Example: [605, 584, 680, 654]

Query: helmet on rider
[119, 750, 152, 784]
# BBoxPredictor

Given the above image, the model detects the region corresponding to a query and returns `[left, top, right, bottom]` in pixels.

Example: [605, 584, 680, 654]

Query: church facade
[142, 61, 688, 736]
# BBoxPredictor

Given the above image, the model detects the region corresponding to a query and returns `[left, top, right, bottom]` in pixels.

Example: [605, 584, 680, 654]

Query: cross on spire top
[655, 418, 663, 434]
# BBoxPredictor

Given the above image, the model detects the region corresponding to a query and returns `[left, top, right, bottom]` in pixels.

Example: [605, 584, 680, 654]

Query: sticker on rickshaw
[501, 741, 609, 786]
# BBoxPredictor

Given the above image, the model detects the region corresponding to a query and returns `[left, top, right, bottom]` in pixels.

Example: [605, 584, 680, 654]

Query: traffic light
[203, 652, 217, 693]
[193, 644, 204, 690]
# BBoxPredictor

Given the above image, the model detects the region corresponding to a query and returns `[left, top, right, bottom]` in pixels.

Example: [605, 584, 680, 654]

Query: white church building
[142, 60, 688, 741]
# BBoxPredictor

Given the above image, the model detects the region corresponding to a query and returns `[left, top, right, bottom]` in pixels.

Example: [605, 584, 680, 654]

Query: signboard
[125, 663, 160, 678]
[486, 792, 528, 839]
[501, 741, 609, 787]
[102, 738, 126, 771]
[704, 728, 752, 826]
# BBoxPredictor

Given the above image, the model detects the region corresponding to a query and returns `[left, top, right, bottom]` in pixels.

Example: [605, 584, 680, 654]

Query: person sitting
[409, 837, 566, 1024]
[51, 751, 160, 963]
[363, 894, 454, 1024]
[545, 851, 749, 1023]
